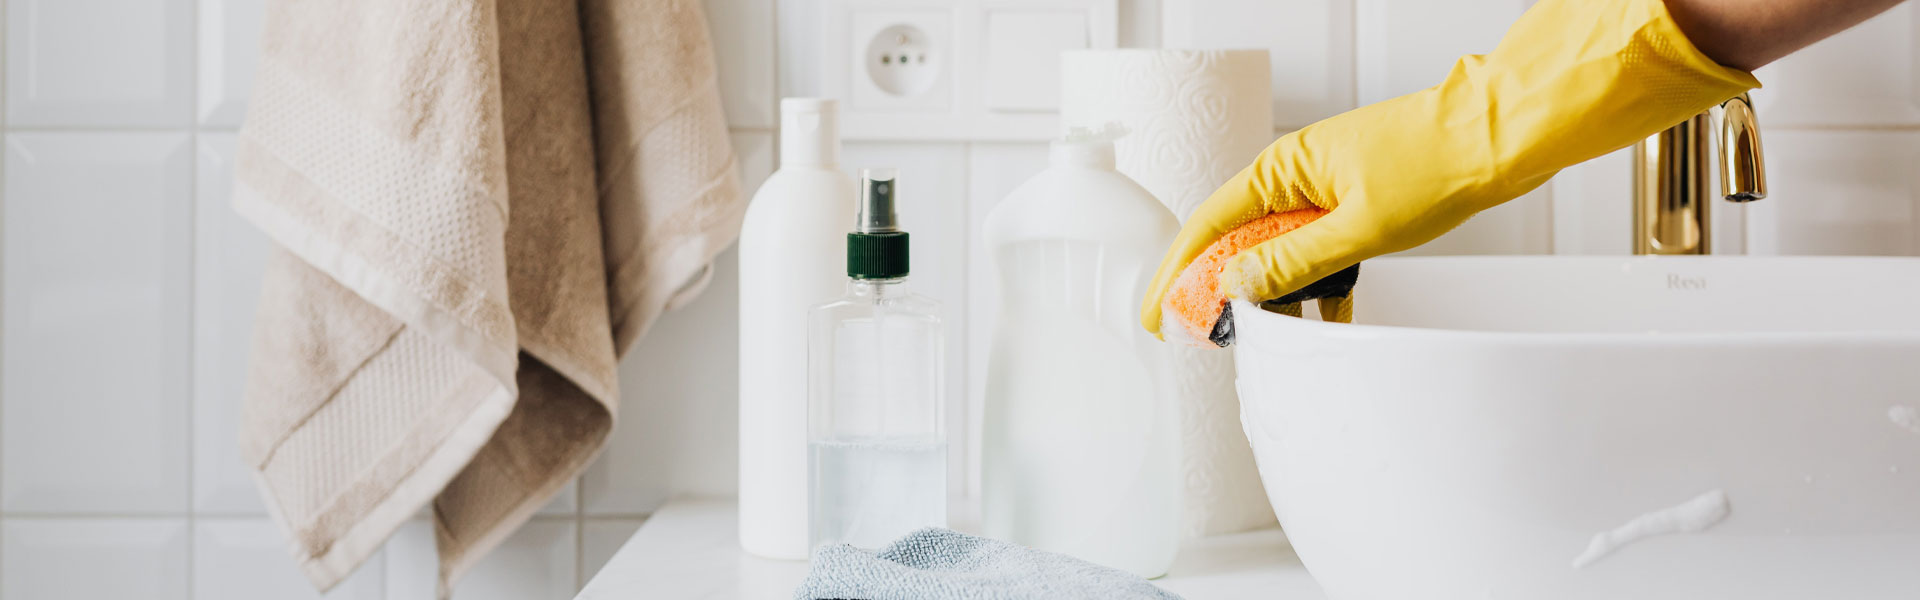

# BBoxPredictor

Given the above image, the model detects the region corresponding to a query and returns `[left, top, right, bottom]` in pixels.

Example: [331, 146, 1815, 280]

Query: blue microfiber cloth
[793, 528, 1183, 600]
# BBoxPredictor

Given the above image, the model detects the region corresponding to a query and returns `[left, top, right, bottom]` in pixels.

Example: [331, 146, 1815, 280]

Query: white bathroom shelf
[574, 499, 1326, 599]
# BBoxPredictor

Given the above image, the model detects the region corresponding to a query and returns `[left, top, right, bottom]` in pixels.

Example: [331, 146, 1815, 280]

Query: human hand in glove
[1139, 0, 1901, 343]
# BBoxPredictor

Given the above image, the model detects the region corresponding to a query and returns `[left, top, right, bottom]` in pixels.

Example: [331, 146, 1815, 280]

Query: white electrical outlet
[822, 0, 1117, 140]
[866, 24, 940, 96]
[850, 10, 952, 111]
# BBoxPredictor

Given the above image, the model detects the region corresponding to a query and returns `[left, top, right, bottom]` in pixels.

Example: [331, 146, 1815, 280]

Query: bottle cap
[780, 98, 840, 167]
[856, 168, 899, 233]
[848, 169, 910, 279]
[1050, 123, 1125, 168]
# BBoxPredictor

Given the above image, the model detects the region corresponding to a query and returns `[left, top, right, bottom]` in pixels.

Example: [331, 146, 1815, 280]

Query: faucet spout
[1716, 94, 1766, 202]
[1632, 93, 1767, 255]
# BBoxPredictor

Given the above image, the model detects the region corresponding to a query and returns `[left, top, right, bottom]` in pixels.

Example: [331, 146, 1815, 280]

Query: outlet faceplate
[865, 24, 941, 97]
[850, 10, 952, 111]
[822, 0, 1117, 140]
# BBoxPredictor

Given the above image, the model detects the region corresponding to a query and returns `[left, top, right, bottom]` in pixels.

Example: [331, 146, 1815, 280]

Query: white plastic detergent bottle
[980, 126, 1182, 577]
[737, 98, 857, 560]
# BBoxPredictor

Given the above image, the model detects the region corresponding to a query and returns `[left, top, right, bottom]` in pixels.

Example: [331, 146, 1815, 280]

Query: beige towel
[233, 0, 742, 593]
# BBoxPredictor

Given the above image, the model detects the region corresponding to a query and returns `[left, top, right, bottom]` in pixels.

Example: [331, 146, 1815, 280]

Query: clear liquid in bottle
[807, 168, 947, 551]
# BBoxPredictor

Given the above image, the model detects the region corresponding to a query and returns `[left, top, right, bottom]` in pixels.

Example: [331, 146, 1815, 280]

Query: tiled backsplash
[0, 0, 762, 597]
[2, 0, 1914, 598]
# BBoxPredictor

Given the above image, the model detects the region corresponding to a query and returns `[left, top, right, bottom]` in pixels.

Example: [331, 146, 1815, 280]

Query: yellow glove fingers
[1272, 302, 1302, 318]
[1139, 130, 1335, 337]
[1138, 160, 1282, 336]
[1138, 0, 1761, 341]
[1317, 295, 1353, 324]
[1216, 209, 1373, 304]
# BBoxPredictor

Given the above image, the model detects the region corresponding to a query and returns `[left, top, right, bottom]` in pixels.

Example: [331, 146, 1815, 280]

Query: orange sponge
[1160, 208, 1340, 347]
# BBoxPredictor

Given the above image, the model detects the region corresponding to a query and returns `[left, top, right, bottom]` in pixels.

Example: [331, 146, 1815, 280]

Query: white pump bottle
[738, 98, 857, 560]
[980, 128, 1183, 577]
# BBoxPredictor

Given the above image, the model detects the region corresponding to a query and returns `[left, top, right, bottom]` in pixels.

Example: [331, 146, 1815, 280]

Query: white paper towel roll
[1060, 49, 1277, 537]
[1060, 50, 1274, 218]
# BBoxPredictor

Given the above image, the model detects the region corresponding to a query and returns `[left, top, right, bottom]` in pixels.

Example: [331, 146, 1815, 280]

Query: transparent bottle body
[807, 278, 946, 551]
[981, 237, 1181, 577]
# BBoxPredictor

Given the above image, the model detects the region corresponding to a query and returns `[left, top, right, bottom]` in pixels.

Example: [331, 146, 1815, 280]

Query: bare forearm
[1665, 0, 1906, 71]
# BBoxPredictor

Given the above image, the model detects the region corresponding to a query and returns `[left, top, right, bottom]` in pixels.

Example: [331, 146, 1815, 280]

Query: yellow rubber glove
[1139, 0, 1759, 338]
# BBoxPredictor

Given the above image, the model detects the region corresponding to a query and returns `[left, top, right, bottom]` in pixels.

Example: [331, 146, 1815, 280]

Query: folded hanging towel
[794, 528, 1184, 600]
[233, 0, 742, 594]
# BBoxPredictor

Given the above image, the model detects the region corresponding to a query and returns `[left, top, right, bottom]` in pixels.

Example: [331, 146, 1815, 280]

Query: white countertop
[575, 499, 1326, 599]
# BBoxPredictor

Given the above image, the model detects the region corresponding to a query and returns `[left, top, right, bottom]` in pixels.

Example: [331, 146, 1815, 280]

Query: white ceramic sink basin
[1231, 256, 1920, 600]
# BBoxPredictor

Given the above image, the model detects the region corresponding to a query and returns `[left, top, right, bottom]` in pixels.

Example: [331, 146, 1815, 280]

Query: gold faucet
[1632, 94, 1767, 255]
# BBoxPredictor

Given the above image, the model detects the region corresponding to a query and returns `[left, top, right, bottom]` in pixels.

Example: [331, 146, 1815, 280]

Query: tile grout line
[22, 124, 1915, 134]
[0, 0, 8, 594]
[956, 142, 972, 500]
[3, 124, 779, 134]
[185, 0, 201, 595]
[1346, 0, 1358, 120]
[1, 126, 232, 133]
[0, 513, 200, 519]
[960, 142, 975, 499]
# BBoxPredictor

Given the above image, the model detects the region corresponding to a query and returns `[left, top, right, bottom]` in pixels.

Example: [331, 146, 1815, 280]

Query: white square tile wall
[983, 9, 1090, 111]
[1, 0, 778, 596]
[3, 519, 190, 600]
[4, 133, 193, 515]
[1395, 189, 1554, 256]
[382, 520, 438, 600]
[193, 518, 385, 600]
[4, 0, 1918, 596]
[6, 0, 195, 127]
[1354, 0, 1529, 105]
[1747, 130, 1920, 256]
[198, 0, 267, 127]
[707, 0, 778, 128]
[192, 133, 270, 515]
[580, 519, 645, 581]
[1754, 4, 1920, 127]
[450, 519, 579, 600]
[1551, 149, 1635, 255]
[577, 131, 772, 518]
[582, 247, 744, 515]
